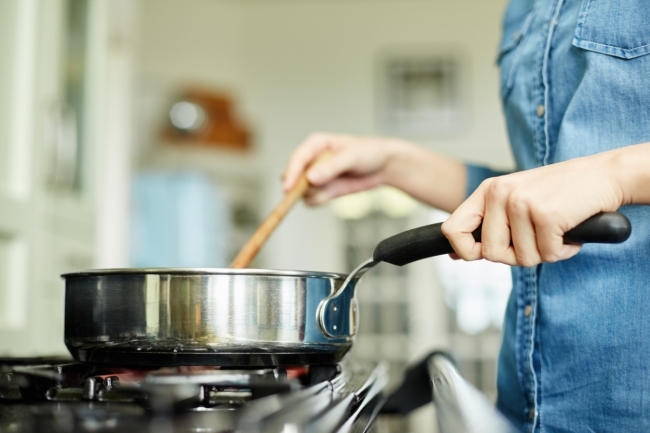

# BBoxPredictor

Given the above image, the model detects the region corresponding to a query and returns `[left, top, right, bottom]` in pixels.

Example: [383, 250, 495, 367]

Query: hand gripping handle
[373, 211, 632, 266]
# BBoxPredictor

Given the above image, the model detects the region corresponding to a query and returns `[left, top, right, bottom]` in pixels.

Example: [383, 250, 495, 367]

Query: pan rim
[61, 267, 348, 280]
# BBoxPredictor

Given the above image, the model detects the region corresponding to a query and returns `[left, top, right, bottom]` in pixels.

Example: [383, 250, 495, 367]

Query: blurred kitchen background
[0, 0, 513, 431]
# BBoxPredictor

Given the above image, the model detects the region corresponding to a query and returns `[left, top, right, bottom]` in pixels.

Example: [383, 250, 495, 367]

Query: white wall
[135, 0, 512, 273]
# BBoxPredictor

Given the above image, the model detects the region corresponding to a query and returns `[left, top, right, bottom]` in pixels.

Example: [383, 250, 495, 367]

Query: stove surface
[0, 357, 388, 433]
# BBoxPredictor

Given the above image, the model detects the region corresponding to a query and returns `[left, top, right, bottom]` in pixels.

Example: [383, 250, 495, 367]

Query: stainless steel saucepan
[63, 212, 631, 367]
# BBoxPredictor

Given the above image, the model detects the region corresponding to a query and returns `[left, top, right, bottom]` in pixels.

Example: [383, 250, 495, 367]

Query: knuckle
[477, 178, 493, 195]
[487, 177, 512, 201]
[507, 193, 530, 215]
[440, 222, 461, 244]
[440, 221, 453, 238]
[478, 178, 493, 189]
[507, 200, 526, 217]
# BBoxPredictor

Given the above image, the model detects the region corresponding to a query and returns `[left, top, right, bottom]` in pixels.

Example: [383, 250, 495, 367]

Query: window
[377, 51, 465, 136]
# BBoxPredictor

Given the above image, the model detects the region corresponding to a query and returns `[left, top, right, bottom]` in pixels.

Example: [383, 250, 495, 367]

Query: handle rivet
[333, 306, 337, 312]
[333, 325, 337, 330]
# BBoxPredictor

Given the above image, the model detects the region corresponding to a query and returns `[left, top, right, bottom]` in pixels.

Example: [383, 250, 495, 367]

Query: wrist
[381, 138, 418, 188]
[604, 143, 650, 206]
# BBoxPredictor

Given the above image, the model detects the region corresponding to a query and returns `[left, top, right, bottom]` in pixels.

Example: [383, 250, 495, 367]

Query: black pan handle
[373, 211, 631, 266]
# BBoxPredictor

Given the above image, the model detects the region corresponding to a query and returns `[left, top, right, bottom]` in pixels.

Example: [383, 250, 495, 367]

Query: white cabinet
[0, 0, 51, 353]
[0, 0, 134, 356]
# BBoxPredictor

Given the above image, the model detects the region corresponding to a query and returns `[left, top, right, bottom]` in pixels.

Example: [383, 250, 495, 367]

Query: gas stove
[0, 357, 388, 433]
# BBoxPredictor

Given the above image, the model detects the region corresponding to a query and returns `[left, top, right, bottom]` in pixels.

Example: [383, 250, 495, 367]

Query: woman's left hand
[441, 153, 626, 267]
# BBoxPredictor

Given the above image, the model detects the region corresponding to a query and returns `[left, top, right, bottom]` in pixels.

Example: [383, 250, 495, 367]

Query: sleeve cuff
[465, 163, 510, 199]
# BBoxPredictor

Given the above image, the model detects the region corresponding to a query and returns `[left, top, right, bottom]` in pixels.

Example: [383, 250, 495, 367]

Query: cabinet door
[0, 0, 100, 355]
[0, 0, 133, 355]
[0, 0, 41, 349]
[37, 0, 96, 354]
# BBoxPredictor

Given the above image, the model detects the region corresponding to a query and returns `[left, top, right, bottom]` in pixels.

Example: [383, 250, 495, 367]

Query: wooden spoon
[230, 153, 330, 268]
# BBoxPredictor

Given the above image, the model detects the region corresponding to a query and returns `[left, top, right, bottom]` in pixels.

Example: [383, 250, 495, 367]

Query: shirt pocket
[497, 4, 535, 102]
[573, 0, 650, 59]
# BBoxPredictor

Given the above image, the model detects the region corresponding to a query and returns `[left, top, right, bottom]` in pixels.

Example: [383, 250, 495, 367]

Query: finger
[441, 185, 487, 261]
[535, 214, 582, 263]
[283, 134, 332, 192]
[306, 147, 360, 187]
[303, 174, 383, 206]
[481, 180, 517, 265]
[449, 253, 461, 260]
[508, 201, 542, 267]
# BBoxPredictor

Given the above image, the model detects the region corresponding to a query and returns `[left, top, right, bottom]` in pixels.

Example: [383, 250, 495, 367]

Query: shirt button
[537, 105, 545, 117]
[524, 305, 533, 317]
[528, 408, 536, 420]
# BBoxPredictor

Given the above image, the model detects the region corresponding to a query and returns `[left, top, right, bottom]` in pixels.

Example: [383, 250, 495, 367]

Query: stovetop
[0, 357, 388, 433]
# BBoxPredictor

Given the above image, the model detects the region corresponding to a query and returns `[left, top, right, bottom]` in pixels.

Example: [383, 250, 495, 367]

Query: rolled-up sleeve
[465, 163, 511, 199]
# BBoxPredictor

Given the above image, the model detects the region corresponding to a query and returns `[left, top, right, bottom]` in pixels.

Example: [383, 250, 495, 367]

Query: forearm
[382, 140, 467, 213]
[605, 142, 650, 206]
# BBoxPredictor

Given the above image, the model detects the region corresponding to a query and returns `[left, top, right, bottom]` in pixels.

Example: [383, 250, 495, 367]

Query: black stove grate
[0, 357, 386, 433]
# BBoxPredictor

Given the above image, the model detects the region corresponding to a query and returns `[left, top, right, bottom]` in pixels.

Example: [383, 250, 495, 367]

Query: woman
[283, 1, 650, 431]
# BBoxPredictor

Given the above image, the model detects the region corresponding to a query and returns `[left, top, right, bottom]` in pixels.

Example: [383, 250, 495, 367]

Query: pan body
[63, 268, 352, 367]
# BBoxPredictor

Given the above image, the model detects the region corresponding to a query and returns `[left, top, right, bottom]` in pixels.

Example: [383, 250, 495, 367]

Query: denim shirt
[465, 0, 650, 431]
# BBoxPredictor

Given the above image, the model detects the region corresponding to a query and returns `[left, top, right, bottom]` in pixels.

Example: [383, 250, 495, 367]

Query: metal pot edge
[61, 267, 348, 280]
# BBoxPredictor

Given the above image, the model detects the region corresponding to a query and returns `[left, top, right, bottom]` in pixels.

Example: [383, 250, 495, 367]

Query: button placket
[526, 3, 567, 431]
[531, 49, 548, 166]
[524, 3, 556, 425]
[524, 304, 533, 317]
[521, 268, 538, 412]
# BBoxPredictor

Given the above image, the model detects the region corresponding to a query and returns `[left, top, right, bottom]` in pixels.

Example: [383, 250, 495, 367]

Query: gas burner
[0, 358, 387, 433]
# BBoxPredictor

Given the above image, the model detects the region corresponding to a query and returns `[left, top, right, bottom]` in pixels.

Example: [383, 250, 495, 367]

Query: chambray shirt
[466, 0, 650, 431]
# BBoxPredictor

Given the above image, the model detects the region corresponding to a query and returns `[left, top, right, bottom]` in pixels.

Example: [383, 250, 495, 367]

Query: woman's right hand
[283, 133, 400, 206]
[283, 132, 467, 212]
